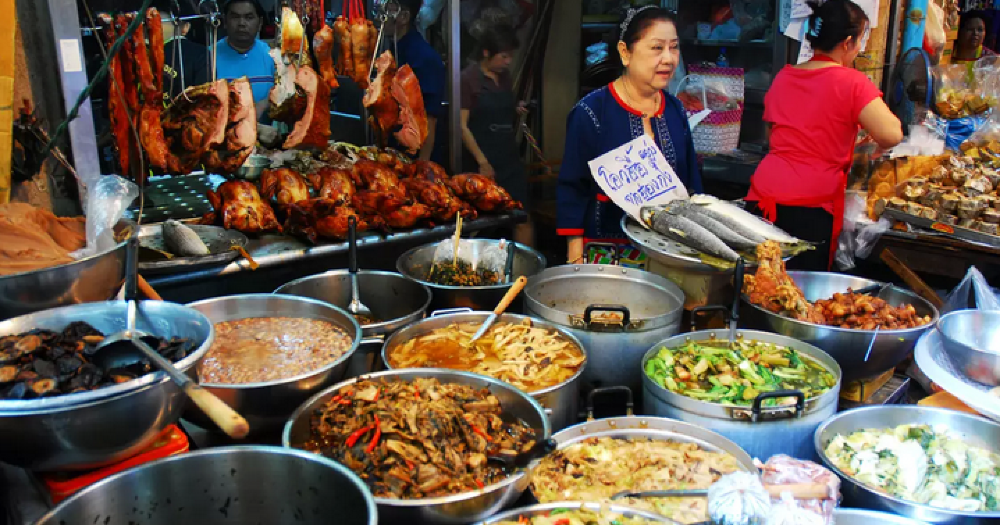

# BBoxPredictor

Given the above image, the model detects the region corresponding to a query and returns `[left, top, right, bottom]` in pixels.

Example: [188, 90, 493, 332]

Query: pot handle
[750, 390, 805, 422]
[690, 305, 730, 332]
[583, 242, 620, 265]
[583, 304, 631, 328]
[431, 307, 474, 317]
[585, 386, 634, 421]
[359, 335, 385, 347]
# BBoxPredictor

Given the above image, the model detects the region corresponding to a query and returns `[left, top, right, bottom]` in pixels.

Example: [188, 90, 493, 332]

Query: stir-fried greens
[426, 260, 501, 286]
[530, 437, 744, 524]
[494, 507, 662, 525]
[644, 340, 836, 406]
[298, 378, 537, 499]
[825, 424, 1000, 512]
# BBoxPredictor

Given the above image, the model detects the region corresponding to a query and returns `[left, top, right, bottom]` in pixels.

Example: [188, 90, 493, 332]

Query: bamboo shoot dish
[387, 320, 584, 393]
[644, 340, 836, 406]
[297, 377, 537, 499]
[530, 437, 744, 524]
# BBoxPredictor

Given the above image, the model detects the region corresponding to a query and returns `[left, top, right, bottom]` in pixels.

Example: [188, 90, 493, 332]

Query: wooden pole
[0, 0, 16, 205]
[879, 248, 945, 309]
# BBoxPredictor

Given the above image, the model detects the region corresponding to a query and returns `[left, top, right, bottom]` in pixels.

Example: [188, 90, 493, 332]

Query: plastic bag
[942, 266, 1000, 313]
[934, 64, 993, 119]
[430, 237, 509, 277]
[707, 471, 771, 525]
[836, 191, 890, 271]
[759, 455, 840, 525]
[946, 113, 991, 152]
[766, 493, 827, 525]
[70, 175, 139, 259]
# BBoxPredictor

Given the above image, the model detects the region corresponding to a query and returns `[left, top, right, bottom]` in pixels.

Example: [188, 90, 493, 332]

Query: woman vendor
[952, 11, 996, 64]
[557, 6, 703, 265]
[745, 0, 902, 271]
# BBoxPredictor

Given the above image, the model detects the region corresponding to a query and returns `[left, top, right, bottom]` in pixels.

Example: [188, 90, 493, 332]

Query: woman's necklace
[620, 78, 660, 118]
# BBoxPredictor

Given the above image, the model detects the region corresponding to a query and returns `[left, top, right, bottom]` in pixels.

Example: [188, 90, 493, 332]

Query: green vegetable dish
[825, 424, 1000, 512]
[643, 340, 836, 406]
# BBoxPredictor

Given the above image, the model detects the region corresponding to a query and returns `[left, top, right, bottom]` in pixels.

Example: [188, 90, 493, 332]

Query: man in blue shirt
[216, 0, 275, 120]
[390, 0, 445, 161]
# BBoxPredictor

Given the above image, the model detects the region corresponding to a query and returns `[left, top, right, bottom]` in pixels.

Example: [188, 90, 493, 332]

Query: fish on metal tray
[689, 194, 801, 244]
[665, 201, 759, 251]
[640, 206, 740, 262]
[162, 219, 211, 257]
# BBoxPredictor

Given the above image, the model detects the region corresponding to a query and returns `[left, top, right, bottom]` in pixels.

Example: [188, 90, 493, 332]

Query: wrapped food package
[929, 165, 950, 184]
[921, 184, 945, 206]
[707, 471, 772, 525]
[904, 202, 924, 215]
[940, 193, 961, 212]
[963, 175, 993, 196]
[920, 206, 939, 220]
[951, 167, 970, 185]
[938, 214, 959, 225]
[982, 168, 1000, 188]
[903, 185, 928, 201]
[959, 218, 977, 229]
[957, 197, 984, 219]
[759, 455, 839, 525]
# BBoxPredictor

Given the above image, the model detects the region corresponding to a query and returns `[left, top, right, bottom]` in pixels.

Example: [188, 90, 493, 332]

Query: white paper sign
[791, 0, 812, 18]
[586, 135, 689, 221]
[796, 21, 815, 64]
[59, 39, 83, 73]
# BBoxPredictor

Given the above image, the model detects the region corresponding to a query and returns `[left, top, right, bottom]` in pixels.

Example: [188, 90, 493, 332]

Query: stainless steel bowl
[234, 154, 271, 181]
[0, 300, 213, 471]
[34, 446, 378, 525]
[0, 221, 131, 320]
[396, 239, 546, 312]
[185, 294, 362, 436]
[275, 270, 432, 377]
[742, 272, 939, 381]
[834, 508, 931, 525]
[282, 368, 551, 525]
[479, 502, 681, 524]
[381, 311, 587, 430]
[937, 310, 1000, 386]
[815, 406, 1000, 524]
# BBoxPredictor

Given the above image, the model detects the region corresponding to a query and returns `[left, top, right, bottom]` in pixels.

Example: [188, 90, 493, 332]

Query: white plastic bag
[836, 191, 890, 271]
[71, 175, 139, 259]
[942, 266, 1000, 313]
[430, 238, 508, 274]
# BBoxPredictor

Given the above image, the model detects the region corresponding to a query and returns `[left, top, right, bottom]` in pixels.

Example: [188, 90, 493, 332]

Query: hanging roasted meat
[282, 66, 332, 150]
[204, 77, 257, 174]
[350, 17, 371, 88]
[145, 8, 165, 97]
[203, 181, 283, 233]
[448, 174, 523, 213]
[391, 65, 428, 154]
[363, 51, 399, 145]
[161, 79, 229, 174]
[284, 198, 380, 243]
[280, 7, 308, 58]
[310, 167, 358, 205]
[333, 16, 352, 76]
[402, 178, 476, 222]
[261, 168, 311, 207]
[290, 0, 323, 33]
[100, 14, 131, 177]
[269, 49, 309, 123]
[313, 25, 340, 90]
[115, 14, 140, 115]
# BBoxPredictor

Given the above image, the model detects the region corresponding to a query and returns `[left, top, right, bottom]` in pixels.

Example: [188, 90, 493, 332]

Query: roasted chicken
[284, 198, 380, 242]
[353, 159, 406, 199]
[406, 160, 449, 182]
[310, 167, 358, 205]
[403, 178, 476, 222]
[260, 168, 311, 207]
[203, 181, 282, 233]
[447, 174, 522, 213]
[392, 65, 428, 154]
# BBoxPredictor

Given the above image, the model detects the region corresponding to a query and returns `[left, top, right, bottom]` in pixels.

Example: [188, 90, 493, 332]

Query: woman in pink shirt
[745, 0, 903, 270]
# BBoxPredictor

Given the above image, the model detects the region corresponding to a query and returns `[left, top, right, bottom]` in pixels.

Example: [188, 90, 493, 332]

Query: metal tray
[138, 223, 248, 275]
[915, 329, 1000, 423]
[883, 208, 1000, 248]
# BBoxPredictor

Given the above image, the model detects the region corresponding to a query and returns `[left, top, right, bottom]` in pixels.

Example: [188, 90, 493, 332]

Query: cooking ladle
[729, 257, 745, 347]
[487, 437, 558, 473]
[466, 275, 528, 347]
[347, 216, 374, 321]
[93, 238, 250, 439]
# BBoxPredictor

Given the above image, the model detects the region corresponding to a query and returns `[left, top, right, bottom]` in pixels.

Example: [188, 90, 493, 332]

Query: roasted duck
[363, 51, 400, 145]
[353, 159, 406, 198]
[406, 160, 449, 182]
[333, 16, 353, 76]
[260, 168, 311, 207]
[403, 178, 476, 222]
[392, 65, 428, 154]
[203, 181, 282, 233]
[284, 198, 379, 242]
[313, 25, 340, 90]
[161, 79, 229, 174]
[310, 167, 358, 205]
[282, 66, 331, 150]
[448, 174, 522, 213]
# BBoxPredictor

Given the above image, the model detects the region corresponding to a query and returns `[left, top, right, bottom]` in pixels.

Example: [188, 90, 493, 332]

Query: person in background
[391, 0, 446, 162]
[161, 14, 208, 100]
[952, 11, 996, 64]
[745, 0, 902, 271]
[461, 25, 533, 247]
[557, 7, 702, 266]
[216, 0, 275, 119]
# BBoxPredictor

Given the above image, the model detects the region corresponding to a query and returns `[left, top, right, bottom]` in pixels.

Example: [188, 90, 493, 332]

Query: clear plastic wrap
[429, 238, 509, 278]
[766, 493, 827, 525]
[942, 266, 1000, 313]
[70, 175, 139, 259]
[707, 471, 771, 525]
[837, 191, 890, 271]
[759, 455, 840, 525]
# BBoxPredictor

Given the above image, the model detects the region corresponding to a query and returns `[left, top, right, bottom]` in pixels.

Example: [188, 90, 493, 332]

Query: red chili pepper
[474, 479, 484, 489]
[345, 425, 373, 448]
[414, 390, 420, 399]
[365, 415, 381, 453]
[330, 395, 343, 403]
[338, 399, 352, 405]
[470, 425, 493, 442]
[404, 459, 415, 471]
[373, 388, 381, 402]
[553, 519, 570, 525]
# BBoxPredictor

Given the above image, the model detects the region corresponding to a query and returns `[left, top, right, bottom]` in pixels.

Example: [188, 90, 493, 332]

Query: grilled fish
[689, 194, 801, 244]
[667, 201, 759, 251]
[641, 206, 739, 262]
[162, 219, 210, 256]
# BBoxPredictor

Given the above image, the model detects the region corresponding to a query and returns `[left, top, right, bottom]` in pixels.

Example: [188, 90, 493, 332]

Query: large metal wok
[282, 368, 551, 525]
[741, 272, 938, 381]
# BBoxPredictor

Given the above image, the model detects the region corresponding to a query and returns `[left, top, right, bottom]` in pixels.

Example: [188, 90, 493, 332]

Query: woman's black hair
[397, 0, 423, 27]
[477, 24, 520, 59]
[959, 10, 989, 34]
[616, 6, 674, 50]
[804, 0, 868, 53]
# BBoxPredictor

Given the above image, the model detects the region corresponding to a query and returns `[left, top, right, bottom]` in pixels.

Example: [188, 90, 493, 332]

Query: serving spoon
[466, 276, 528, 347]
[487, 437, 558, 473]
[347, 216, 374, 321]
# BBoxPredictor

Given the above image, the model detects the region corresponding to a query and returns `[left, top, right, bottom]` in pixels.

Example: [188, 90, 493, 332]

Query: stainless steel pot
[479, 502, 681, 524]
[282, 368, 551, 525]
[0, 300, 213, 471]
[396, 239, 546, 312]
[380, 310, 587, 430]
[185, 294, 361, 436]
[642, 329, 842, 462]
[834, 508, 932, 525]
[34, 446, 378, 525]
[523, 265, 684, 396]
[816, 406, 1000, 524]
[274, 270, 432, 377]
[0, 220, 132, 320]
[742, 272, 939, 382]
